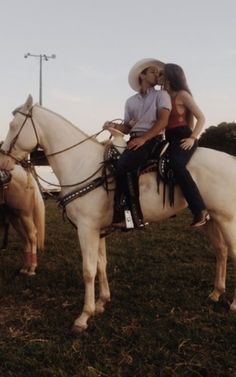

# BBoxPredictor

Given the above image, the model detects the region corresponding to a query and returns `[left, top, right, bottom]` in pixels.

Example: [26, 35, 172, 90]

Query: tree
[199, 122, 236, 155]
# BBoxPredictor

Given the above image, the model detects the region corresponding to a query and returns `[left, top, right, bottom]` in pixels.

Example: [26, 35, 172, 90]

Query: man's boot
[112, 175, 128, 225]
[126, 172, 147, 228]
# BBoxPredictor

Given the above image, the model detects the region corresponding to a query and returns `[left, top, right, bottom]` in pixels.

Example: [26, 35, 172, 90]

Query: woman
[161, 63, 210, 227]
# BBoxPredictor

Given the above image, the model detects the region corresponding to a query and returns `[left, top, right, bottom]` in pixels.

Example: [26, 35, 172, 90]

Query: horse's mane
[12, 102, 101, 147]
[34, 104, 102, 146]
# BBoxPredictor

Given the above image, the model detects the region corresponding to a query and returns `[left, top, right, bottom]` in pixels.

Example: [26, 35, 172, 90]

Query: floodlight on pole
[24, 53, 56, 105]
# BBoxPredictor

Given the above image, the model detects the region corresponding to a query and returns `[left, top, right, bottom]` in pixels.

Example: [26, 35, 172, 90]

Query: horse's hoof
[230, 302, 236, 312]
[72, 324, 88, 333]
[27, 271, 36, 276]
[208, 291, 220, 302]
[95, 306, 105, 315]
[212, 295, 230, 313]
[19, 268, 29, 275]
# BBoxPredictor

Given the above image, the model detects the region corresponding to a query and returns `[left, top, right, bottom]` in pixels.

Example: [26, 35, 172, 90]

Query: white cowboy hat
[128, 58, 165, 92]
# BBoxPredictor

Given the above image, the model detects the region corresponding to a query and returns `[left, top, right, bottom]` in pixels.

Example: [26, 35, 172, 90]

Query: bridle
[0, 106, 40, 163]
[0, 105, 112, 189]
[0, 106, 105, 163]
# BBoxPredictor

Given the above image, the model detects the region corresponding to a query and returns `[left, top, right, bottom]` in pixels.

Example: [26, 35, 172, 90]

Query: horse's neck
[36, 108, 105, 189]
[37, 110, 88, 155]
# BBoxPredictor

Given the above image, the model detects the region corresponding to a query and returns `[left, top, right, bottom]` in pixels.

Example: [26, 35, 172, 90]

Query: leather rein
[0, 107, 112, 195]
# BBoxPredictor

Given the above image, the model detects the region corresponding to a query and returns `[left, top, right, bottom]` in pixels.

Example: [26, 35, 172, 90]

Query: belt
[130, 132, 164, 140]
[130, 131, 145, 138]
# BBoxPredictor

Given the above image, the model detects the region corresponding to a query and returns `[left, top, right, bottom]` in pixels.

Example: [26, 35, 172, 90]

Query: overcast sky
[0, 0, 235, 143]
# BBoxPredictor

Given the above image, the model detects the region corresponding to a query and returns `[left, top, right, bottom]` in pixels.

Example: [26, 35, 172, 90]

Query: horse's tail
[32, 178, 45, 251]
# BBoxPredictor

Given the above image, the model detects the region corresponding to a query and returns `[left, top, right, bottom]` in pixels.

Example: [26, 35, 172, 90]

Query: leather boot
[126, 172, 147, 228]
[191, 209, 210, 227]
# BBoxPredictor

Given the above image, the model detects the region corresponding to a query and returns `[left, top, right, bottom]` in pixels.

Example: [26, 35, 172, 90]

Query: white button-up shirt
[124, 88, 171, 134]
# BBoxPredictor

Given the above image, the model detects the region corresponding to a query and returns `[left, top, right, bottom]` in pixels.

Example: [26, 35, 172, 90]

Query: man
[110, 58, 172, 227]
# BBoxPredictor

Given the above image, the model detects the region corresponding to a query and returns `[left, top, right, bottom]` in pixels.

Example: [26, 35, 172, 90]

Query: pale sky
[1, 0, 235, 189]
[0, 0, 235, 144]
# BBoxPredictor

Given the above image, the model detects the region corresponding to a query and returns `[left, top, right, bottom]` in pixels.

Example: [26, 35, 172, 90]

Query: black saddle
[104, 140, 175, 184]
[139, 140, 175, 183]
[103, 140, 175, 206]
[0, 170, 11, 186]
[0, 170, 11, 205]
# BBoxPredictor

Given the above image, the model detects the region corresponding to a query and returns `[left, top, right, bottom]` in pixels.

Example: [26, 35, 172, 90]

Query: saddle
[0, 170, 12, 205]
[0, 170, 11, 186]
[59, 138, 175, 210]
[104, 140, 176, 206]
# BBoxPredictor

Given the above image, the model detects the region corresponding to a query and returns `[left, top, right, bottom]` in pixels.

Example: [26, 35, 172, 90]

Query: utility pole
[24, 53, 56, 105]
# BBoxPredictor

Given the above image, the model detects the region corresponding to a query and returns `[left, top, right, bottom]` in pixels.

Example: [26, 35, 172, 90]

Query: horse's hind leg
[203, 219, 228, 302]
[215, 219, 236, 312]
[95, 237, 110, 314]
[73, 228, 100, 332]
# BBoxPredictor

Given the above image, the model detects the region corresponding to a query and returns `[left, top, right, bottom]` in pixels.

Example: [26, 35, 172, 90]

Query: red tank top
[167, 96, 187, 129]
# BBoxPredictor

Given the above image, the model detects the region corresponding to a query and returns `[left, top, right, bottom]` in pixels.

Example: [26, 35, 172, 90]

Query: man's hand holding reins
[128, 136, 147, 150]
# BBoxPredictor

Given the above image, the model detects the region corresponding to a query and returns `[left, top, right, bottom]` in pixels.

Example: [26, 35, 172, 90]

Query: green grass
[0, 199, 236, 377]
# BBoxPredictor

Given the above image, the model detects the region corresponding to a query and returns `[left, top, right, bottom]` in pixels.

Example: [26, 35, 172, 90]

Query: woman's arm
[180, 90, 205, 138]
[179, 91, 205, 150]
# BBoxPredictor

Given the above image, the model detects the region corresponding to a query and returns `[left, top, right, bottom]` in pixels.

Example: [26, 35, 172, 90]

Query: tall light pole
[24, 53, 56, 105]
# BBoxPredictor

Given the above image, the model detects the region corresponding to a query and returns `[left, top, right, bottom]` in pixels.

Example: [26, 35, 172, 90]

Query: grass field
[0, 199, 236, 377]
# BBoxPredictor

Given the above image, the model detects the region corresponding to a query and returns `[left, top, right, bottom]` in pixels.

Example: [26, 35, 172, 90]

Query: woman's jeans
[166, 126, 206, 216]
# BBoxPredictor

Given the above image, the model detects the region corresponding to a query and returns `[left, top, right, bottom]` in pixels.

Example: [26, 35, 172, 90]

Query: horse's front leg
[95, 237, 110, 314]
[10, 216, 38, 276]
[73, 228, 100, 332]
[20, 248, 37, 276]
[20, 216, 38, 276]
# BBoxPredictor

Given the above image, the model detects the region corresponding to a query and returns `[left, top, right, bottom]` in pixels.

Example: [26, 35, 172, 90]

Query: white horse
[0, 164, 45, 275]
[0, 95, 235, 332]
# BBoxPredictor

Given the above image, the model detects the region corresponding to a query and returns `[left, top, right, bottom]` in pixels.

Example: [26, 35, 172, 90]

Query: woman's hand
[180, 137, 196, 150]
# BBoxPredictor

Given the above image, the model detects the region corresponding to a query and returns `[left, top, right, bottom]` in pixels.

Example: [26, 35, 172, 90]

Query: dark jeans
[115, 137, 160, 198]
[113, 136, 162, 226]
[166, 126, 206, 216]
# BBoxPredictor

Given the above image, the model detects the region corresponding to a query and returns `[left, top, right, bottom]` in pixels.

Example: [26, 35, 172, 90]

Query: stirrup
[124, 209, 134, 229]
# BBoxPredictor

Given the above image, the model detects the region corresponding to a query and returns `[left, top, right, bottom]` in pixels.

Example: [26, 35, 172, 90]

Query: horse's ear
[25, 94, 33, 109]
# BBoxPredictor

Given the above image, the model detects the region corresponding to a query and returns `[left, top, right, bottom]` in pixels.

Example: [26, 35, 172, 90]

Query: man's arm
[128, 108, 170, 150]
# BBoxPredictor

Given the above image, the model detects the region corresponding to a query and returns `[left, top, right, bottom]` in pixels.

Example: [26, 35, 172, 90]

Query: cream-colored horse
[1, 164, 45, 275]
[0, 95, 235, 332]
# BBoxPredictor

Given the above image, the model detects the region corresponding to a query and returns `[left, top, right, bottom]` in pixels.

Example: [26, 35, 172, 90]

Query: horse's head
[0, 95, 37, 170]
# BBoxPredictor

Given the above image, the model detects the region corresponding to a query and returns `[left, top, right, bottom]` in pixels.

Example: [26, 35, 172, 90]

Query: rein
[32, 164, 105, 188]
[0, 109, 118, 200]
[0, 106, 105, 162]
[45, 130, 104, 158]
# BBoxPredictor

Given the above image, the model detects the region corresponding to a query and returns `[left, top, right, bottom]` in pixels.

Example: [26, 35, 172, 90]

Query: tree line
[199, 122, 236, 155]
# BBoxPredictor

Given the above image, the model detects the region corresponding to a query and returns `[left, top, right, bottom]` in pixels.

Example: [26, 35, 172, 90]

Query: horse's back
[189, 147, 236, 174]
[188, 147, 236, 214]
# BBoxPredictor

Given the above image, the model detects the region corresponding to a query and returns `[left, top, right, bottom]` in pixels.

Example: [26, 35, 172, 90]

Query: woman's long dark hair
[164, 63, 191, 95]
[165, 63, 193, 127]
